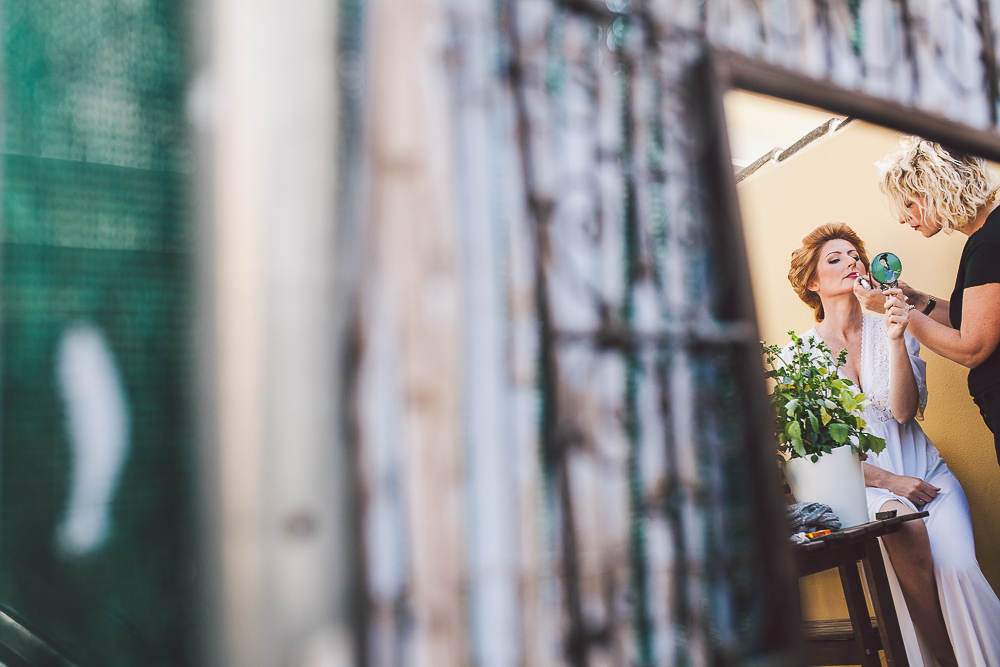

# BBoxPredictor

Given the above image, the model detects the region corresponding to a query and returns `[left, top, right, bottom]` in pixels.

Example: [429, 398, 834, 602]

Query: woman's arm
[903, 286, 953, 327]
[906, 283, 1000, 368]
[884, 291, 920, 422]
[863, 463, 940, 506]
[888, 337, 919, 422]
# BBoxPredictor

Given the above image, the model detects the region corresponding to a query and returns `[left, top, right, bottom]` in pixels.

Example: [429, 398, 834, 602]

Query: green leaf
[807, 410, 819, 434]
[787, 421, 804, 456]
[784, 398, 799, 416]
[829, 422, 850, 444]
[840, 390, 857, 412]
[820, 406, 831, 426]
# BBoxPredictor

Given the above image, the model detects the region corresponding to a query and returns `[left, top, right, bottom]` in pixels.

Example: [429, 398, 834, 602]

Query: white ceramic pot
[783, 444, 869, 528]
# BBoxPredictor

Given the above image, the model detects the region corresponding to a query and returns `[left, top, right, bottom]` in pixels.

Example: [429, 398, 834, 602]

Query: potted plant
[763, 332, 887, 528]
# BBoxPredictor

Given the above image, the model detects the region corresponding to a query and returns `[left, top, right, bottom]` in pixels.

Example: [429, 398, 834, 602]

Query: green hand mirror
[870, 251, 902, 289]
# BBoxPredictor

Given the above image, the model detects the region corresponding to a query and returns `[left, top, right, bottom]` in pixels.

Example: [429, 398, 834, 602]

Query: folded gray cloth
[786, 502, 842, 534]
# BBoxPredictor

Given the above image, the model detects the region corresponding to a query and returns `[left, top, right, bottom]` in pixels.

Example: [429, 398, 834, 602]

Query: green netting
[1, 2, 192, 665]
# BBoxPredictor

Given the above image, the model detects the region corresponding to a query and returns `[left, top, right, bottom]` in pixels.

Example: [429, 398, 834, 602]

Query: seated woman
[787, 222, 1000, 667]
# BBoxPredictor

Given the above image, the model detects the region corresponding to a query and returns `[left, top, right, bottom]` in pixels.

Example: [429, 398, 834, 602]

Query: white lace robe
[802, 313, 1000, 666]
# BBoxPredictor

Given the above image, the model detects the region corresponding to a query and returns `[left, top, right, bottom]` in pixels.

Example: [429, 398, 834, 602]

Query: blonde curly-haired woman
[856, 137, 1000, 466]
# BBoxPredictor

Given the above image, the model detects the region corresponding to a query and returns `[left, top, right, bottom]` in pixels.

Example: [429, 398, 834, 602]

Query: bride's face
[809, 239, 862, 298]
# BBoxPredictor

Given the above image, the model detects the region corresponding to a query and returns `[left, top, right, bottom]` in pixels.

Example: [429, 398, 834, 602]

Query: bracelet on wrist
[922, 296, 937, 316]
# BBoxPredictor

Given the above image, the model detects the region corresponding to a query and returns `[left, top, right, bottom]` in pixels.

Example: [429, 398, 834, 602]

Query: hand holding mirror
[867, 251, 915, 311]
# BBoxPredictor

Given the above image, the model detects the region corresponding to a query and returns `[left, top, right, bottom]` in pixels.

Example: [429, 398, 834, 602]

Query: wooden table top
[794, 511, 930, 554]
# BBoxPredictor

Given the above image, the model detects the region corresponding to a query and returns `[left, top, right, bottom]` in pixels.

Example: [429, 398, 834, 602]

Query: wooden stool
[793, 512, 928, 667]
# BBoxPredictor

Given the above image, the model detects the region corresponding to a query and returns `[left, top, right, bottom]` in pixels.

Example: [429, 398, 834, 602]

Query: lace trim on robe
[861, 314, 927, 423]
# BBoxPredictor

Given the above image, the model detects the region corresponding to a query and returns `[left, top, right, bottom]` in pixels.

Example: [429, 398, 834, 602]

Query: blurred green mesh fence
[0, 2, 192, 665]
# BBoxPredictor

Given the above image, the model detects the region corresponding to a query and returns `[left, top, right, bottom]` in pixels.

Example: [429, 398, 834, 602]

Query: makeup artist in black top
[855, 137, 1000, 465]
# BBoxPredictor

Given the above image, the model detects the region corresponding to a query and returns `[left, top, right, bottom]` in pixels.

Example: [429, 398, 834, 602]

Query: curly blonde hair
[789, 222, 870, 322]
[877, 136, 999, 233]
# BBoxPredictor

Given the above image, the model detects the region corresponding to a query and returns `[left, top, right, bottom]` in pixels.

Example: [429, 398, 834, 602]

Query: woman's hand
[884, 472, 940, 507]
[854, 276, 886, 313]
[883, 288, 910, 340]
[897, 280, 921, 308]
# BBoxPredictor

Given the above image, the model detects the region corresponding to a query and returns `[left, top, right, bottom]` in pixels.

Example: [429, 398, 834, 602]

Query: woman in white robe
[787, 222, 1000, 666]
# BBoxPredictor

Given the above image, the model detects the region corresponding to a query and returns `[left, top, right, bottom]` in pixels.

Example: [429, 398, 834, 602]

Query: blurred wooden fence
[356, 1, 795, 665]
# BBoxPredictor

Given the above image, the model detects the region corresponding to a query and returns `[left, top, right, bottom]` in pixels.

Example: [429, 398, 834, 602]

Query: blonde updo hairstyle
[788, 222, 869, 322]
[878, 136, 999, 233]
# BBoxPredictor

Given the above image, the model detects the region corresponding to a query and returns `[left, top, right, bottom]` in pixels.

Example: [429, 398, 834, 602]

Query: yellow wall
[731, 115, 1000, 620]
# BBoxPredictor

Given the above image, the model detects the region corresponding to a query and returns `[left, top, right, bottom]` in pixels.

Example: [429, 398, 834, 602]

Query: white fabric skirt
[865, 415, 1000, 666]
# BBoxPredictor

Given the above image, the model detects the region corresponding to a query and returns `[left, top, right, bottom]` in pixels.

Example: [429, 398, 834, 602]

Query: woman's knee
[884, 521, 935, 568]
